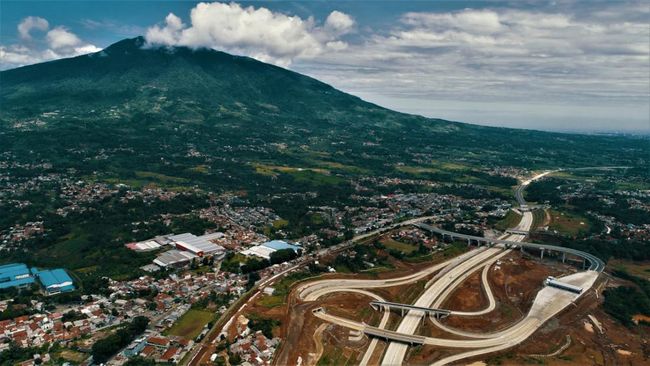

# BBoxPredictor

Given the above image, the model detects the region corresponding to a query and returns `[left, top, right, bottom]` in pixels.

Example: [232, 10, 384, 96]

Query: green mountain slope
[1, 36, 648, 277]
[2, 36, 646, 187]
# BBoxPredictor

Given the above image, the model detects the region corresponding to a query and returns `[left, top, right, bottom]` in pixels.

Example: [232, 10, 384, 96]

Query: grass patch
[548, 209, 591, 237]
[272, 219, 289, 228]
[610, 260, 650, 281]
[380, 238, 418, 254]
[443, 242, 467, 258]
[189, 165, 209, 174]
[495, 209, 522, 231]
[531, 209, 547, 231]
[396, 165, 440, 175]
[56, 349, 87, 363]
[164, 309, 214, 340]
[134, 171, 188, 184]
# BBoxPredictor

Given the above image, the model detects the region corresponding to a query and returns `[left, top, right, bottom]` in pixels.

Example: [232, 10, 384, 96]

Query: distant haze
[1, 1, 648, 133]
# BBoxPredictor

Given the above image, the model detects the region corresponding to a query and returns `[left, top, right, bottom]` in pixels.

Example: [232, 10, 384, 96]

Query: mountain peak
[102, 36, 146, 54]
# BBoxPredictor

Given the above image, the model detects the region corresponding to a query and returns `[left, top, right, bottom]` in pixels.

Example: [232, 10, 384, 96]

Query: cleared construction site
[277, 170, 613, 366]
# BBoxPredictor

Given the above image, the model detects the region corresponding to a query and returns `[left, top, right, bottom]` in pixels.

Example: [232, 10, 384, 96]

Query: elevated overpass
[369, 301, 451, 319]
[363, 326, 426, 345]
[506, 229, 529, 235]
[414, 223, 605, 272]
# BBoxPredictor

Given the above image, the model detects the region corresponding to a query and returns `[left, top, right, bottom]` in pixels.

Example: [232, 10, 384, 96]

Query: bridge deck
[415, 223, 605, 272]
[363, 326, 426, 345]
[370, 301, 451, 316]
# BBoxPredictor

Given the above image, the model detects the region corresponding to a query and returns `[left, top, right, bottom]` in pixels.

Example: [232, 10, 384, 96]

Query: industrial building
[128, 232, 226, 268]
[153, 249, 199, 268]
[31, 268, 76, 295]
[0, 263, 35, 290]
[125, 240, 162, 252]
[241, 240, 302, 260]
[168, 233, 225, 257]
[0, 263, 75, 295]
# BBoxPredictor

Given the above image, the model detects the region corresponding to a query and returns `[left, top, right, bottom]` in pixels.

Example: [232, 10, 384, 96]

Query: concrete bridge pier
[562, 252, 566, 263]
[540, 249, 545, 260]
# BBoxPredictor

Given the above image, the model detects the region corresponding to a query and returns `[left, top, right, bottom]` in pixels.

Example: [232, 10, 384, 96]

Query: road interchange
[296, 169, 607, 365]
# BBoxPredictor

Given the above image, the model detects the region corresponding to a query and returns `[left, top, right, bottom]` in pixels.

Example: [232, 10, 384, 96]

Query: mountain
[1, 37, 647, 277]
[1, 36, 647, 192]
[0, 37, 638, 177]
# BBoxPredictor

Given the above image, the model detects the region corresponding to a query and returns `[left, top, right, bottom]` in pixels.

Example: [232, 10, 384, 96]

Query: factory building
[241, 240, 302, 260]
[168, 233, 225, 257]
[153, 250, 199, 268]
[0, 263, 75, 295]
[31, 268, 76, 295]
[0, 263, 35, 290]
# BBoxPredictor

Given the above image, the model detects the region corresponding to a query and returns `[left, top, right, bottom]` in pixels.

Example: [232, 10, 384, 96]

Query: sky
[1, 1, 649, 133]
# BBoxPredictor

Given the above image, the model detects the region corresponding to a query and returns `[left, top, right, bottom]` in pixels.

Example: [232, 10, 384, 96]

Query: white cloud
[145, 1, 355, 66]
[145, 13, 184, 45]
[47, 27, 82, 49]
[293, 3, 649, 132]
[324, 11, 355, 36]
[1, 17, 100, 69]
[17, 16, 49, 40]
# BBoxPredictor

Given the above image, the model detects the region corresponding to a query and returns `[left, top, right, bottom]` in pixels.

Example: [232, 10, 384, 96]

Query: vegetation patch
[165, 309, 214, 339]
[380, 238, 418, 254]
[495, 209, 523, 231]
[548, 209, 591, 237]
[258, 270, 313, 308]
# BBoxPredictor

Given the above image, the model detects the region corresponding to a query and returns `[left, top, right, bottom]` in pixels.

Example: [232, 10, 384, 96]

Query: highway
[415, 223, 605, 272]
[295, 169, 609, 366]
[185, 216, 436, 366]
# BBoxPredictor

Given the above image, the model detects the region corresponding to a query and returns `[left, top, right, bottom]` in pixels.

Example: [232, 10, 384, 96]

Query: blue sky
[1, 1, 648, 133]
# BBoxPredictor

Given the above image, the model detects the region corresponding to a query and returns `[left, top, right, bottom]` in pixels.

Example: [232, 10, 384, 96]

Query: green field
[495, 210, 523, 231]
[548, 209, 591, 237]
[165, 309, 214, 339]
[381, 238, 418, 254]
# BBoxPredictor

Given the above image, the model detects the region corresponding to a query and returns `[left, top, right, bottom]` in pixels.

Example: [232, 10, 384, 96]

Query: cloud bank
[293, 2, 649, 131]
[1, 17, 100, 68]
[0, 1, 647, 131]
[145, 2, 354, 66]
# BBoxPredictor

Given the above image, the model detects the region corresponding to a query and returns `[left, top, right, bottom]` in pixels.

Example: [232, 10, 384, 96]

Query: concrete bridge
[369, 301, 451, 319]
[363, 326, 426, 345]
[414, 223, 605, 272]
[506, 229, 529, 235]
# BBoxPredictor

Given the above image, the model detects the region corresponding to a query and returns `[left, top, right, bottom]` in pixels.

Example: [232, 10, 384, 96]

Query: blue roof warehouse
[0, 263, 35, 290]
[0, 263, 75, 295]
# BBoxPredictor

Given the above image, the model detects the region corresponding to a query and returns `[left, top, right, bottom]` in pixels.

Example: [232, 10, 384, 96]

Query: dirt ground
[253, 246, 648, 366]
[474, 278, 650, 366]
[441, 270, 488, 312]
[437, 252, 564, 333]
[425, 276, 650, 366]
[269, 249, 455, 366]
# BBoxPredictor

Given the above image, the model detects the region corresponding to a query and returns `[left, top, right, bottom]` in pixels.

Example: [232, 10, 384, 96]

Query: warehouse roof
[241, 245, 276, 260]
[261, 240, 301, 252]
[35, 269, 74, 289]
[0, 277, 35, 289]
[0, 263, 30, 280]
[168, 233, 225, 254]
[154, 249, 198, 267]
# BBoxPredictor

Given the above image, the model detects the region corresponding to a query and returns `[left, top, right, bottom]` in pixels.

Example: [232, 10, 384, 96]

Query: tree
[269, 248, 299, 265]
[246, 272, 260, 290]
